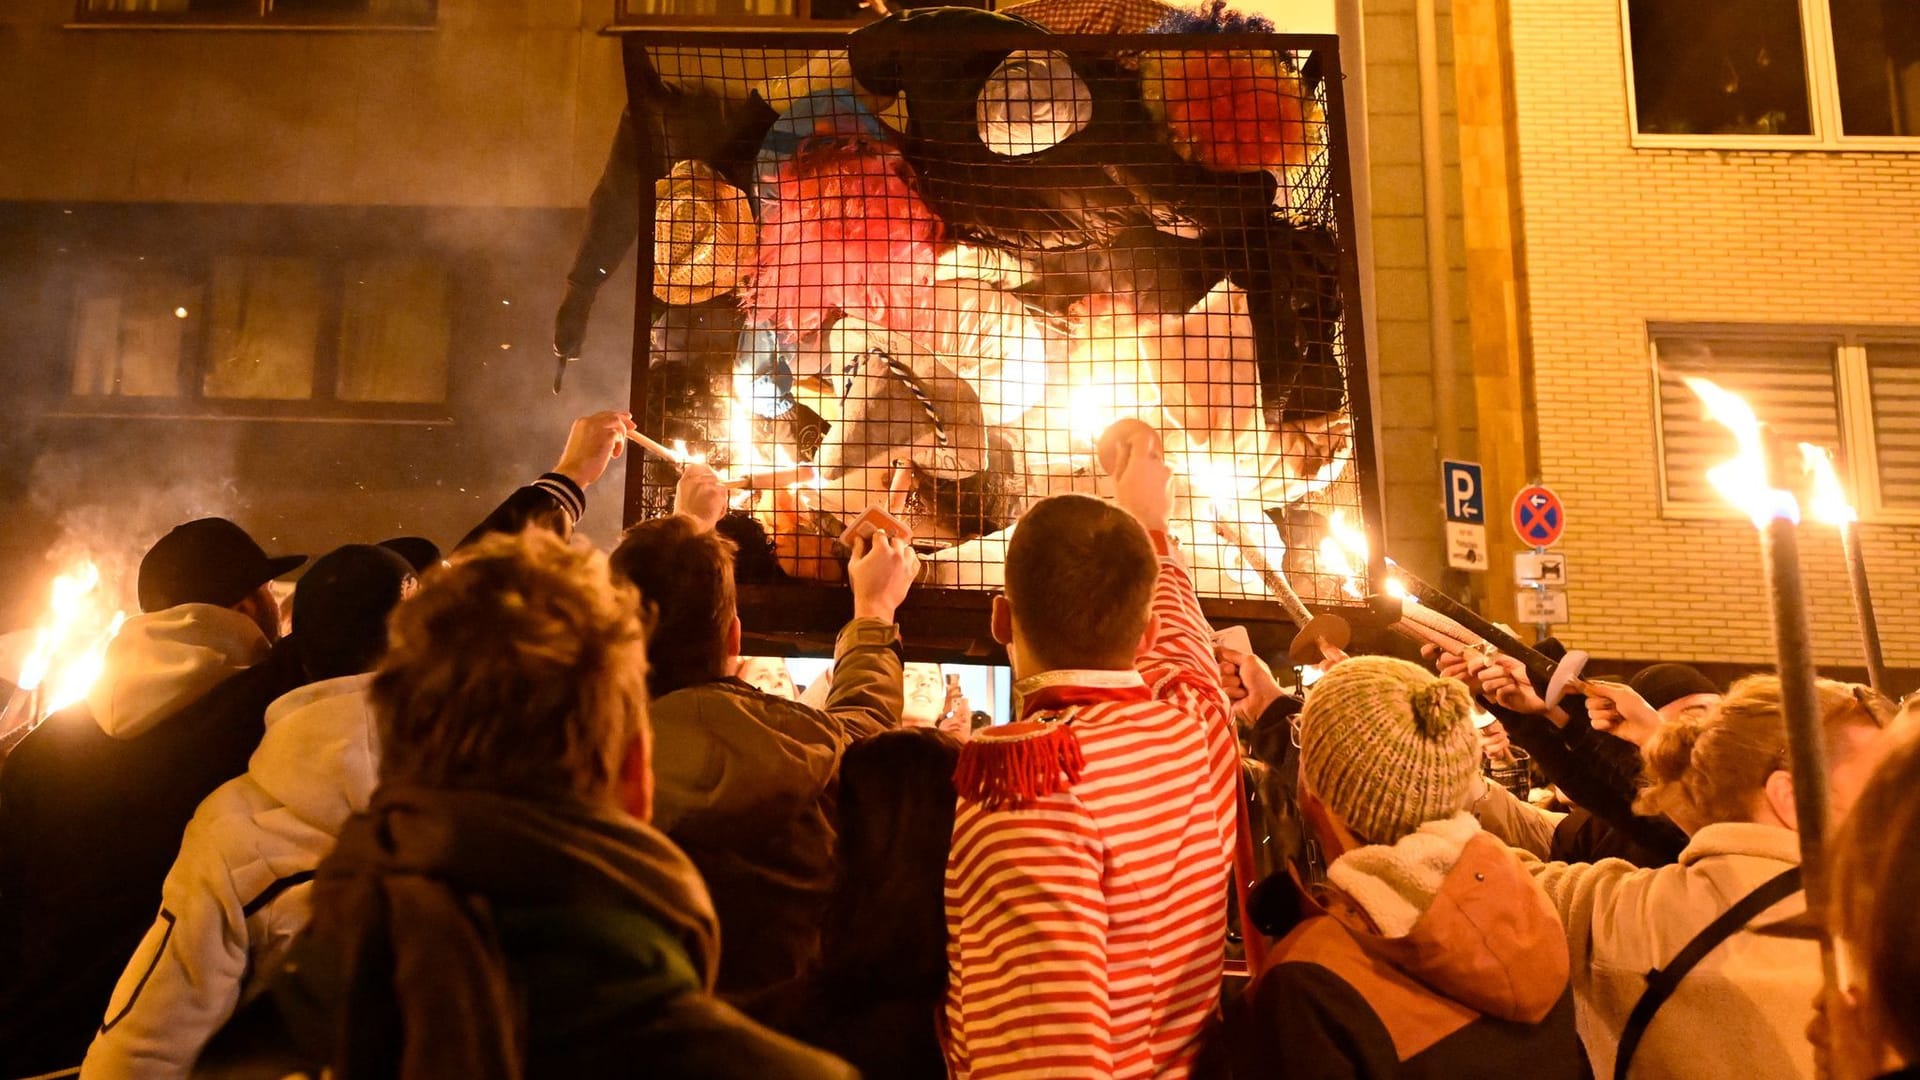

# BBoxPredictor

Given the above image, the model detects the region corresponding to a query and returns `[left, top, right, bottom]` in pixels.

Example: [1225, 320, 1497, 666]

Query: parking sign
[1442, 460, 1485, 525]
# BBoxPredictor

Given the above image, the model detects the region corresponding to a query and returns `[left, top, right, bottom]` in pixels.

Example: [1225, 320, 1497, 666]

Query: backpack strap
[1613, 865, 1803, 1080]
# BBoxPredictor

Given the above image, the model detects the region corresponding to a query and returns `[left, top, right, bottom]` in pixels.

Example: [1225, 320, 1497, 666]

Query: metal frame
[618, 28, 1387, 661]
[1646, 320, 1920, 526]
[1618, 0, 1920, 151]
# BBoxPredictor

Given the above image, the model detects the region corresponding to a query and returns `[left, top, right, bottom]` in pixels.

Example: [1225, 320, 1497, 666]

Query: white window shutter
[1867, 344, 1920, 509]
[1655, 335, 1844, 507]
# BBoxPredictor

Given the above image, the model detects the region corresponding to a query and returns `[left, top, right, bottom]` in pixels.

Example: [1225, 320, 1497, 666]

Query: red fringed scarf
[953, 677, 1152, 810]
[953, 720, 1086, 811]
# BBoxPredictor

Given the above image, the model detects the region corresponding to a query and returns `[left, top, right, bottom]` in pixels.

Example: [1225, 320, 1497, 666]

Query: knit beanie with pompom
[1299, 656, 1482, 844]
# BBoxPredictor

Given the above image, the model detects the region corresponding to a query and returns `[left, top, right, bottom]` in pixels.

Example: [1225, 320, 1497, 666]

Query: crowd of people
[0, 408, 1916, 1080]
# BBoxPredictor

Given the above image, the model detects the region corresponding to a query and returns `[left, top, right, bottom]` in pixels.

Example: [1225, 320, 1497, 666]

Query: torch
[1800, 444, 1888, 696]
[1383, 560, 1594, 706]
[1687, 377, 1837, 990]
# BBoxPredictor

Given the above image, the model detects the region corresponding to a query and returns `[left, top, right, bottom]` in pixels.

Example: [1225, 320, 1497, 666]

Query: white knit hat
[653, 160, 756, 307]
[976, 50, 1093, 157]
[1299, 656, 1481, 844]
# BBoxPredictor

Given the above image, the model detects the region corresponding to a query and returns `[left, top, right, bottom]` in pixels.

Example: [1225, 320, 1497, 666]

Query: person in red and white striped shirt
[944, 427, 1239, 1079]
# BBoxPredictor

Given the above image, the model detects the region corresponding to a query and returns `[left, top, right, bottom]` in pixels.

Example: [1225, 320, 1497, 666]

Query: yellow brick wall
[1362, 0, 1476, 583]
[1508, 0, 1920, 668]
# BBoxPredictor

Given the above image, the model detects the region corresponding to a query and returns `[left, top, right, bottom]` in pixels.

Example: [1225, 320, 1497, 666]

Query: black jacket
[0, 642, 307, 1078]
[1487, 648, 1689, 867]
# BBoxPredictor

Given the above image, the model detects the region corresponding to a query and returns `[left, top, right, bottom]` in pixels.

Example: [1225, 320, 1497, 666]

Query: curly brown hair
[371, 530, 650, 804]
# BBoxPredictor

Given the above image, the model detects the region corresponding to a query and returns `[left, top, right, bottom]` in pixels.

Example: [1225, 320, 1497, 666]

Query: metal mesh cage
[619, 21, 1380, 650]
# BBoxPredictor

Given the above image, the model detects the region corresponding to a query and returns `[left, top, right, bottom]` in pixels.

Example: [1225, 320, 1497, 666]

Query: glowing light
[1317, 509, 1368, 598]
[1384, 576, 1413, 603]
[173, 307, 189, 319]
[13, 560, 128, 722]
[18, 561, 102, 692]
[42, 612, 126, 716]
[1685, 377, 1800, 527]
[1798, 443, 1856, 528]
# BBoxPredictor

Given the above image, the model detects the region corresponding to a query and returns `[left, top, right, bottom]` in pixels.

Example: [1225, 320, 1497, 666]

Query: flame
[1685, 377, 1800, 527]
[42, 612, 126, 716]
[1317, 509, 1368, 598]
[1384, 576, 1414, 603]
[18, 561, 103, 691]
[1798, 443, 1856, 527]
[13, 560, 128, 722]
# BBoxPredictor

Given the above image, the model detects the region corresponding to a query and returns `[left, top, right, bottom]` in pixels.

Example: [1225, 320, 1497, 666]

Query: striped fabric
[944, 545, 1238, 1079]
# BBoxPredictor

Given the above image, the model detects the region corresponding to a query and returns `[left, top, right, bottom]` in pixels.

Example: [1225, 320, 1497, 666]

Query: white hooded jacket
[85, 604, 270, 740]
[81, 674, 379, 1080]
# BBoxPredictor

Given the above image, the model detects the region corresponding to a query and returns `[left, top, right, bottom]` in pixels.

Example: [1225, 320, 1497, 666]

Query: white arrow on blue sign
[1442, 460, 1485, 525]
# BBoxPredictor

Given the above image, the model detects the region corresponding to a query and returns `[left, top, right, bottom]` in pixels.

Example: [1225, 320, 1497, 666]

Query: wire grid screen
[630, 28, 1369, 608]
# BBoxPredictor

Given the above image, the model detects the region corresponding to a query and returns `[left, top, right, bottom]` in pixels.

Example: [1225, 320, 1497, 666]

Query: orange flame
[1685, 377, 1800, 527]
[15, 560, 128, 720]
[1317, 509, 1368, 598]
[1798, 443, 1856, 528]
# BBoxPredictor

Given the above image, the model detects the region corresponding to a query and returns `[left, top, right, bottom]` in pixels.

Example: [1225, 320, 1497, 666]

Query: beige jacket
[1519, 823, 1816, 1080]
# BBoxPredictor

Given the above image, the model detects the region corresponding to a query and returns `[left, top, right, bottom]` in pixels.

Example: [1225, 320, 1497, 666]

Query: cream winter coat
[85, 603, 270, 739]
[1520, 823, 1816, 1080]
[81, 674, 379, 1080]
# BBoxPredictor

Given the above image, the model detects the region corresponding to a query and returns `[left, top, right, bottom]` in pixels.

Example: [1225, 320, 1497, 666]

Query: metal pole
[1757, 430, 1838, 1004]
[1839, 522, 1889, 695]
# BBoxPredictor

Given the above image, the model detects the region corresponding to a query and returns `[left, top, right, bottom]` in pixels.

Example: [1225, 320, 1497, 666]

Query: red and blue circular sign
[1512, 484, 1566, 548]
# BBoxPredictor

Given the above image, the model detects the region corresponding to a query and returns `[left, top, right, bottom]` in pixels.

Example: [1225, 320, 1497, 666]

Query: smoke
[26, 433, 246, 614]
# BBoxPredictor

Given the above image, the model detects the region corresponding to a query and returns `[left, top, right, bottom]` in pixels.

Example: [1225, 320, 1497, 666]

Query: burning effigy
[619, 7, 1374, 612]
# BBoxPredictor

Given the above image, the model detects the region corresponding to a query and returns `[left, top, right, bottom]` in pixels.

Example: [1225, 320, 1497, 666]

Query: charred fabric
[572, 7, 1368, 602]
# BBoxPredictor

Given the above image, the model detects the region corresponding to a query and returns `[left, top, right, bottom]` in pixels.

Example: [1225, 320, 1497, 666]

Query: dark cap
[378, 536, 444, 574]
[137, 518, 307, 614]
[293, 545, 416, 681]
[1629, 663, 1722, 711]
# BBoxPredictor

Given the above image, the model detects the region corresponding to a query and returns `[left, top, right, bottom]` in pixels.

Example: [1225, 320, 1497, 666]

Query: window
[1652, 328, 1920, 521]
[1623, 0, 1920, 146]
[73, 0, 434, 28]
[66, 255, 452, 418]
[614, 0, 877, 26]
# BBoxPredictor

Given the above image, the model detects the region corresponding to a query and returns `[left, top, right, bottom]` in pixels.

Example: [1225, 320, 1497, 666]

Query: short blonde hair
[372, 530, 649, 803]
[1636, 674, 1892, 828]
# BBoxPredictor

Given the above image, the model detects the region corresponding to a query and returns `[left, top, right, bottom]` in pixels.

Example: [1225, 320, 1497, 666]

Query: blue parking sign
[1442, 460, 1485, 525]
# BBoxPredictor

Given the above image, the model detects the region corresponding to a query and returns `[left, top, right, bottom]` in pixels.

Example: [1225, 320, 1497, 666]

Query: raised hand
[554, 410, 638, 488]
[849, 531, 919, 624]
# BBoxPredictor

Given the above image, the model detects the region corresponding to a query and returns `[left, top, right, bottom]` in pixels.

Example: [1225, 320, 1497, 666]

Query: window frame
[69, 0, 436, 31]
[56, 251, 456, 425]
[1619, 0, 1920, 151]
[1648, 322, 1920, 526]
[611, 0, 877, 29]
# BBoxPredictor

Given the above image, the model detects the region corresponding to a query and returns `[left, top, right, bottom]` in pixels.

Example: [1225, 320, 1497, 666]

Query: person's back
[944, 432, 1238, 1079]
[200, 531, 852, 1079]
[1507, 675, 1895, 1080]
[0, 519, 304, 1077]
[1208, 657, 1581, 1080]
[82, 545, 417, 1080]
[610, 474, 916, 1005]
[764, 728, 961, 1079]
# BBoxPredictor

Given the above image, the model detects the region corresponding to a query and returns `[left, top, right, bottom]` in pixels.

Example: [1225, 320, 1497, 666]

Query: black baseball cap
[377, 536, 444, 574]
[1629, 663, 1721, 711]
[293, 544, 416, 680]
[137, 518, 307, 614]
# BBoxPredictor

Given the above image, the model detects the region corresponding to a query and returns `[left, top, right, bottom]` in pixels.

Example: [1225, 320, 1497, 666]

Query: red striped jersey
[944, 546, 1239, 1079]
